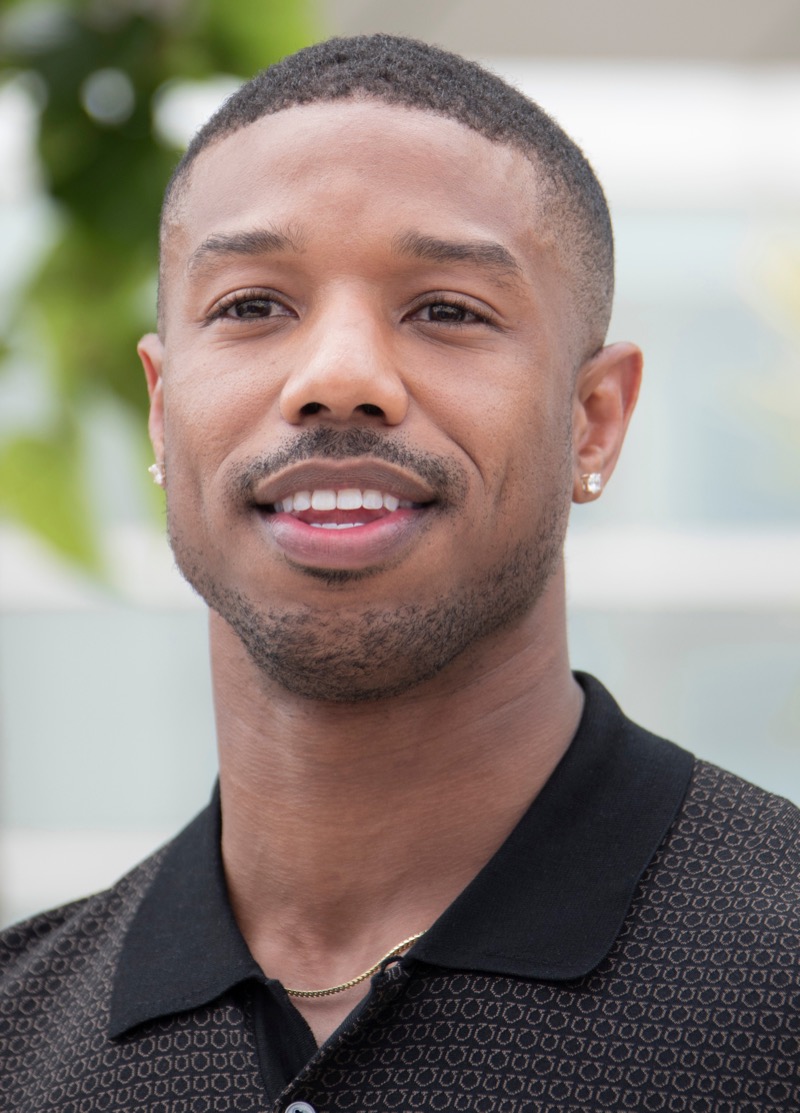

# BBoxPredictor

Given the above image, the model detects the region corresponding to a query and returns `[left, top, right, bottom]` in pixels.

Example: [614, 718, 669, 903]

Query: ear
[571, 341, 642, 502]
[138, 332, 166, 465]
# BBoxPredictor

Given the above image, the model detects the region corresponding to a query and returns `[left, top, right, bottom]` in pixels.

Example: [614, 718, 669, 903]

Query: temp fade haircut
[161, 34, 615, 355]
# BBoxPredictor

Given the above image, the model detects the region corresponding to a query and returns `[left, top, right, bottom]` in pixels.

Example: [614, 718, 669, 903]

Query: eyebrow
[185, 225, 523, 283]
[187, 227, 303, 275]
[392, 230, 523, 280]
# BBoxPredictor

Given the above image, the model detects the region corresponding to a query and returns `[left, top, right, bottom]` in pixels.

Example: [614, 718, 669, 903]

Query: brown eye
[227, 298, 290, 319]
[426, 303, 471, 323]
[410, 298, 491, 327]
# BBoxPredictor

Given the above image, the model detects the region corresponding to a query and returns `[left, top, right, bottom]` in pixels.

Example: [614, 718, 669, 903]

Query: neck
[213, 569, 581, 938]
[212, 569, 581, 1027]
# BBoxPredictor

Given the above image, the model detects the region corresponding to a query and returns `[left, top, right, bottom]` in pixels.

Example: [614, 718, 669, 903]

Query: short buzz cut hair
[161, 34, 615, 356]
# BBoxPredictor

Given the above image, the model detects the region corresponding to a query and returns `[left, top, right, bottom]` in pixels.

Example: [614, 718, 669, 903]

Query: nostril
[293, 400, 390, 419]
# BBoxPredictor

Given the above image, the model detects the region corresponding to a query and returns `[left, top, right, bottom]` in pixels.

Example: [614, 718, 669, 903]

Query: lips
[252, 462, 436, 569]
[254, 459, 436, 509]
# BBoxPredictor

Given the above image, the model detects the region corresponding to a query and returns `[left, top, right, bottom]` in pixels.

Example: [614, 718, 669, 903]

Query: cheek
[162, 353, 276, 475]
[427, 355, 569, 503]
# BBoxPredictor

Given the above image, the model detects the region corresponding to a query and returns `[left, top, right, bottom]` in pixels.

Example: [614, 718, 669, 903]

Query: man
[1, 34, 797, 1112]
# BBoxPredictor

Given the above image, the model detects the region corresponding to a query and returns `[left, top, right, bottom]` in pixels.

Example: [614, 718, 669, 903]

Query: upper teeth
[275, 489, 401, 513]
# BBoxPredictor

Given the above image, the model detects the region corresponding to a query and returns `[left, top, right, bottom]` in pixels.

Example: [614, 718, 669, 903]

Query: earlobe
[138, 333, 166, 466]
[571, 341, 642, 503]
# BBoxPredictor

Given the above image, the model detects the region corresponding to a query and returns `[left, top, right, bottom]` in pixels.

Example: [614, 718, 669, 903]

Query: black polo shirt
[1, 674, 798, 1112]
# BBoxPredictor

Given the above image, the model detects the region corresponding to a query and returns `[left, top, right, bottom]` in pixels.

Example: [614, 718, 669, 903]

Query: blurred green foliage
[0, 0, 317, 571]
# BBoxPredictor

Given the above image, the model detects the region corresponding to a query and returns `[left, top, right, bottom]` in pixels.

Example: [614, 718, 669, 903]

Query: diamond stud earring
[148, 463, 166, 488]
[580, 472, 603, 496]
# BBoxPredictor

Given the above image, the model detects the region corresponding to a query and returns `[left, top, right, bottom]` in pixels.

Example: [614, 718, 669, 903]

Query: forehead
[165, 100, 554, 273]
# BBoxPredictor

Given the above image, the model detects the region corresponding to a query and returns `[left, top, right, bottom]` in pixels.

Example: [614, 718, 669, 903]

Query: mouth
[267, 486, 426, 529]
[252, 463, 438, 571]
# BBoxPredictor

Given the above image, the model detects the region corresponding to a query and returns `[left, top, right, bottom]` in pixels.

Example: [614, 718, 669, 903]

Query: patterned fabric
[1, 763, 798, 1110]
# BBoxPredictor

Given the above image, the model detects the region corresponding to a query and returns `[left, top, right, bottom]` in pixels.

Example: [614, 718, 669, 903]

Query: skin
[139, 100, 641, 1044]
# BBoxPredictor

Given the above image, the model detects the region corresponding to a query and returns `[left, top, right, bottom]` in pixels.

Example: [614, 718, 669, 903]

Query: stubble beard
[171, 505, 569, 704]
[167, 428, 572, 703]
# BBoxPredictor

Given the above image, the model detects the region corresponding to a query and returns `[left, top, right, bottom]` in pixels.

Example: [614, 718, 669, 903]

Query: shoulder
[0, 847, 167, 1022]
[676, 758, 799, 867]
[635, 758, 799, 939]
[599, 677, 800, 898]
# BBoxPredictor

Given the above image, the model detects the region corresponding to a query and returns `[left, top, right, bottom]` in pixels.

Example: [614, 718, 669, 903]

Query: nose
[279, 304, 409, 427]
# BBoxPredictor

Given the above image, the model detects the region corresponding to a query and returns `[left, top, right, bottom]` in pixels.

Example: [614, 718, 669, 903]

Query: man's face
[145, 100, 581, 701]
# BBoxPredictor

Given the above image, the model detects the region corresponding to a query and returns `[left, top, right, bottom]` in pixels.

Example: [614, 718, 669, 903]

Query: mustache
[229, 427, 468, 503]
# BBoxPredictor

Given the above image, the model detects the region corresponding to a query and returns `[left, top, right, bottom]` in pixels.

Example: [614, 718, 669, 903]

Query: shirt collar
[109, 788, 261, 1038]
[110, 674, 693, 1038]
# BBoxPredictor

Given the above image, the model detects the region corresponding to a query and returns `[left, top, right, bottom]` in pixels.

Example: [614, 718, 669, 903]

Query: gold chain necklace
[284, 932, 425, 999]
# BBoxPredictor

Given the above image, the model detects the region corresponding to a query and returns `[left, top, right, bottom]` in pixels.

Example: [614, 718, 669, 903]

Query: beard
[167, 427, 570, 703]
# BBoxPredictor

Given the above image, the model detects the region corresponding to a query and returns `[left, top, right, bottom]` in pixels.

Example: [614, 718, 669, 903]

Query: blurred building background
[1, 0, 799, 927]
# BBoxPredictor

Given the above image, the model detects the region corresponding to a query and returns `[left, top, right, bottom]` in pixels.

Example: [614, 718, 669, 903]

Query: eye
[228, 298, 289, 319]
[209, 290, 295, 322]
[426, 303, 472, 323]
[410, 297, 493, 327]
